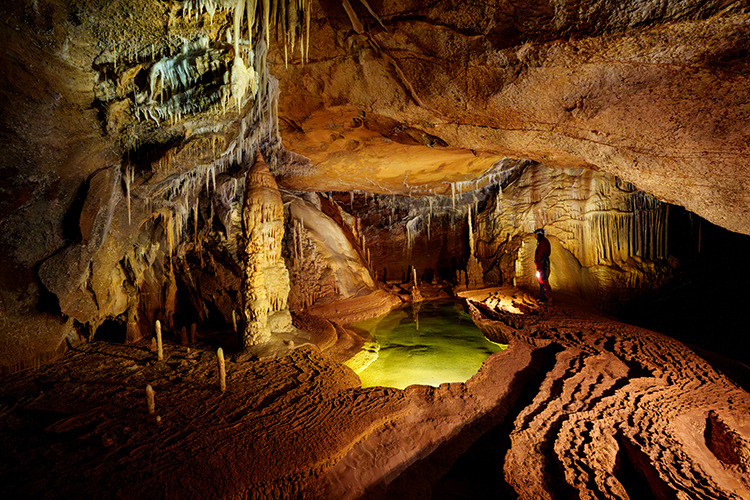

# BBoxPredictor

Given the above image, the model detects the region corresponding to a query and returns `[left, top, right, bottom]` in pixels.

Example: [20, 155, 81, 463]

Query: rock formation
[1, 292, 747, 499]
[410, 267, 423, 303]
[319, 161, 677, 309]
[285, 195, 375, 311]
[241, 149, 291, 347]
[2, 0, 749, 368]
[465, 206, 484, 290]
[0, 1, 749, 498]
[476, 162, 674, 308]
[274, 0, 750, 236]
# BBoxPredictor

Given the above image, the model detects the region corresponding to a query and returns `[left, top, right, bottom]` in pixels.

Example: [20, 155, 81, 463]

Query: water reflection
[346, 300, 507, 389]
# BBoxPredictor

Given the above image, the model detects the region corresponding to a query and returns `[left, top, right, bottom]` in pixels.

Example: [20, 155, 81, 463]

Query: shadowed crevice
[368, 342, 563, 499]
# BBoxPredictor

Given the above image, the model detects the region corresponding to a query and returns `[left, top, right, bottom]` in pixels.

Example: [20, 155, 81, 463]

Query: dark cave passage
[619, 210, 750, 367]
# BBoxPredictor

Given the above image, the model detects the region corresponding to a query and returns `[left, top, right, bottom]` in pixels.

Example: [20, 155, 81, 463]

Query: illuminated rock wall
[285, 194, 375, 311]
[477, 163, 673, 307]
[0, 0, 304, 370]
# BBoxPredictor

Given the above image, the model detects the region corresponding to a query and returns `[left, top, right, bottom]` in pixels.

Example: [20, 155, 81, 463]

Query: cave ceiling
[270, 0, 750, 235]
[1, 0, 749, 234]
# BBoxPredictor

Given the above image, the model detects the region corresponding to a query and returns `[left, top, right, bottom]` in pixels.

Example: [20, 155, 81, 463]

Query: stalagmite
[217, 348, 226, 392]
[190, 323, 197, 343]
[155, 320, 163, 361]
[240, 149, 290, 348]
[145, 384, 156, 415]
[410, 267, 423, 303]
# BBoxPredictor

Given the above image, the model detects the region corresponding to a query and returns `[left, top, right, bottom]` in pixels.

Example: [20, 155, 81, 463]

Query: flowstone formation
[465, 206, 484, 290]
[241, 150, 291, 347]
[321, 159, 675, 309]
[285, 193, 375, 312]
[476, 162, 674, 309]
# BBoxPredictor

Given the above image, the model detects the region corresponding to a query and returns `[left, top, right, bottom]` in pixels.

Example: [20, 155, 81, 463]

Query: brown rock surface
[273, 1, 750, 235]
[0, 2, 748, 497]
[1, 293, 748, 499]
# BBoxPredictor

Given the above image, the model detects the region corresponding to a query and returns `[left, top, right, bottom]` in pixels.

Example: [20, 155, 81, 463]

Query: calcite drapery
[241, 150, 290, 347]
[476, 163, 672, 307]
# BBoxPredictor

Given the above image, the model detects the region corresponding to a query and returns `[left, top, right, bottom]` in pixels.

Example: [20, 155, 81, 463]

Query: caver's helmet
[534, 228, 545, 236]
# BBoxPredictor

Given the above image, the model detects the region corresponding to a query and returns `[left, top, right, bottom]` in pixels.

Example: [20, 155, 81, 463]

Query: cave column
[240, 149, 289, 348]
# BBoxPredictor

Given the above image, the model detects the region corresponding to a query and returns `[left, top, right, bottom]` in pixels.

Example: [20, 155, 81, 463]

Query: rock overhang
[269, 1, 750, 235]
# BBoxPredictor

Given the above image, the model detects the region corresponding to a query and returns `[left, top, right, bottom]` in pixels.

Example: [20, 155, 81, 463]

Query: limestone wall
[477, 163, 674, 308]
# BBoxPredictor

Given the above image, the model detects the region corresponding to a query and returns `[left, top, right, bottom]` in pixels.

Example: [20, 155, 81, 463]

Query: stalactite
[405, 217, 421, 256]
[427, 197, 432, 240]
[166, 212, 175, 275]
[468, 205, 475, 257]
[125, 163, 134, 225]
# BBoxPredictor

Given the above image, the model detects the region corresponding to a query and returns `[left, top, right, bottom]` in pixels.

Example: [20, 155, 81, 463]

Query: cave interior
[1, 0, 749, 498]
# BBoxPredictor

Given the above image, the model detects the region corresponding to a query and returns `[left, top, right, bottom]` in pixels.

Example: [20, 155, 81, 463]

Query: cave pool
[345, 300, 507, 390]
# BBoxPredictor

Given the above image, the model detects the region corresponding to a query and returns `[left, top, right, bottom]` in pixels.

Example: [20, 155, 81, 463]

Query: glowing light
[346, 301, 507, 390]
[536, 270, 540, 279]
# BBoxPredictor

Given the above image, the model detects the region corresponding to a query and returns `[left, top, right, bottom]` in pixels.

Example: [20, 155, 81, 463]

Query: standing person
[534, 229, 552, 304]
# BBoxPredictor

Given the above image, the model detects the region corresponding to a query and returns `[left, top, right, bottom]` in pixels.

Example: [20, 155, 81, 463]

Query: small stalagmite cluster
[241, 149, 291, 347]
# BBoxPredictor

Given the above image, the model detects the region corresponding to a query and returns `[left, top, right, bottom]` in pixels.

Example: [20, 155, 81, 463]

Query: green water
[346, 300, 507, 390]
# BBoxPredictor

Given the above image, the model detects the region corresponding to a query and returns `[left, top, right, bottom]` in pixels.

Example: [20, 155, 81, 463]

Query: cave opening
[93, 318, 126, 343]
